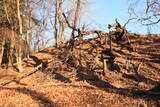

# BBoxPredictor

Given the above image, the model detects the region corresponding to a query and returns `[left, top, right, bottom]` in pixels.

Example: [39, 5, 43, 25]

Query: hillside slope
[0, 33, 160, 107]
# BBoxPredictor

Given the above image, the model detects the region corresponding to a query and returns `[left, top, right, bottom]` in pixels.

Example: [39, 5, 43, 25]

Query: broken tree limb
[62, 13, 108, 38]
[0, 63, 43, 87]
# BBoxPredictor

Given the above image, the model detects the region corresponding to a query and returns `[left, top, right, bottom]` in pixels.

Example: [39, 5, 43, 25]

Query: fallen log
[0, 63, 42, 87]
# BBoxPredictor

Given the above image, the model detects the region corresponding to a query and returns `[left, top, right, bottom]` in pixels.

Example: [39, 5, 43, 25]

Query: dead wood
[62, 13, 107, 38]
[0, 62, 43, 87]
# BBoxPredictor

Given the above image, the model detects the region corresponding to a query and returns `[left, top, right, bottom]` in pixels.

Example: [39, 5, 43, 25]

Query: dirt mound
[0, 33, 160, 106]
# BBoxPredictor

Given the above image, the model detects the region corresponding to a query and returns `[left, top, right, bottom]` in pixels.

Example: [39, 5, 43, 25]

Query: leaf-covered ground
[0, 33, 160, 107]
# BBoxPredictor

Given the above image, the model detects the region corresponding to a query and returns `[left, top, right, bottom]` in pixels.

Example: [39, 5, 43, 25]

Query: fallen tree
[0, 60, 43, 87]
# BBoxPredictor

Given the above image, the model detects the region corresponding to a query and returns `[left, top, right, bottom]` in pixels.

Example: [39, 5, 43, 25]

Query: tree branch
[62, 13, 107, 38]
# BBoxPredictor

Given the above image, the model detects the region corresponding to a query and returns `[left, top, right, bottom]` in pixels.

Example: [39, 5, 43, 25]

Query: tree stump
[101, 49, 115, 74]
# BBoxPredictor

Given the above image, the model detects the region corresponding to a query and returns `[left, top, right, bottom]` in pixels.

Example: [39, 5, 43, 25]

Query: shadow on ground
[38, 34, 160, 105]
[0, 87, 56, 107]
[75, 67, 160, 105]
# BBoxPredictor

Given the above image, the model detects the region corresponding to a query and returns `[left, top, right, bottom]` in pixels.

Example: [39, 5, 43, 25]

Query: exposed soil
[0, 33, 160, 107]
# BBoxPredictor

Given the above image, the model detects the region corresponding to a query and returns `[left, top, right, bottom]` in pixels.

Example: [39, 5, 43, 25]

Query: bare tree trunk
[49, 0, 66, 46]
[26, 30, 30, 58]
[58, 0, 65, 43]
[34, 39, 37, 52]
[41, 34, 45, 49]
[54, 0, 58, 47]
[16, 0, 23, 72]
[8, 27, 16, 69]
[0, 41, 5, 67]
[26, 0, 31, 58]
[33, 32, 40, 52]
[70, 0, 81, 48]
[60, 22, 65, 43]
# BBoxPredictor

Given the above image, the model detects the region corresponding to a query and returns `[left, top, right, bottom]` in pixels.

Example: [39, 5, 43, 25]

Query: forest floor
[0, 33, 160, 107]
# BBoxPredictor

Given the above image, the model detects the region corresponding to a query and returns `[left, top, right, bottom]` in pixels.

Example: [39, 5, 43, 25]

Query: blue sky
[44, 0, 160, 47]
[87, 0, 160, 34]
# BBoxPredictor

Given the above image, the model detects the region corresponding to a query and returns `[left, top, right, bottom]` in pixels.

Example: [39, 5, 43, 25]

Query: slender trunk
[58, 0, 65, 43]
[26, 0, 31, 58]
[41, 35, 45, 49]
[60, 22, 65, 43]
[37, 38, 40, 51]
[0, 41, 5, 67]
[9, 46, 14, 68]
[26, 30, 30, 58]
[9, 27, 16, 69]
[34, 39, 37, 52]
[54, 0, 58, 47]
[34, 32, 40, 52]
[70, 0, 81, 47]
[17, 0, 23, 72]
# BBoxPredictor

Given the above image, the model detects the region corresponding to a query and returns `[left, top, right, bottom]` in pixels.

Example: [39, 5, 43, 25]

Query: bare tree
[25, 0, 32, 58]
[16, 0, 23, 71]
[54, 0, 59, 47]
[57, 0, 66, 44]
[129, 0, 160, 26]
[47, 0, 66, 47]
[71, 0, 81, 43]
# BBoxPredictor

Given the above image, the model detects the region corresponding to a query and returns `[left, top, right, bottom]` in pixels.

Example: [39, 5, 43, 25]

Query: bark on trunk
[17, 0, 23, 72]
[58, 0, 65, 43]
[70, 0, 81, 48]
[54, 0, 58, 47]
[0, 41, 5, 67]
[26, 30, 30, 58]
